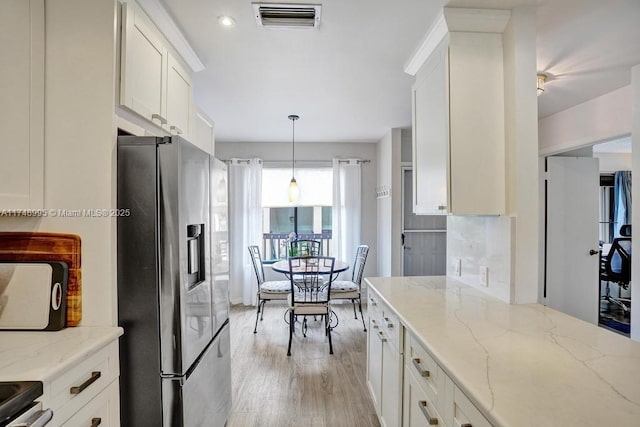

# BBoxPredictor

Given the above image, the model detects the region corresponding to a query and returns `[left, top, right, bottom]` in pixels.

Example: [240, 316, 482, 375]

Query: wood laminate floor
[227, 302, 380, 427]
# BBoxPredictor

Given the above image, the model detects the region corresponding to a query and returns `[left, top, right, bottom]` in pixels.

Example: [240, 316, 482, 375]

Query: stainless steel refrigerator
[117, 135, 231, 427]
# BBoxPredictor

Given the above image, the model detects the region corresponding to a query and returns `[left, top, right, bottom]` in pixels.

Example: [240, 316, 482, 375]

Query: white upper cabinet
[166, 52, 192, 137]
[192, 108, 216, 155]
[412, 39, 449, 215]
[0, 0, 44, 209]
[120, 1, 167, 127]
[120, 1, 194, 139]
[448, 32, 505, 215]
[410, 8, 509, 216]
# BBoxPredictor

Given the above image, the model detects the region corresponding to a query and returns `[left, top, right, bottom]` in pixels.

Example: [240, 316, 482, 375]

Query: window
[261, 167, 332, 260]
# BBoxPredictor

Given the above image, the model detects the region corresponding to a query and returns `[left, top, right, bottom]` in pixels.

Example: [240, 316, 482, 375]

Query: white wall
[216, 140, 378, 289]
[595, 152, 632, 172]
[0, 0, 118, 326]
[539, 85, 632, 155]
[376, 129, 402, 276]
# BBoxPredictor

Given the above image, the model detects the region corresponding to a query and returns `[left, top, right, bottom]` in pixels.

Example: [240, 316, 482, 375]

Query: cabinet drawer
[380, 309, 401, 352]
[47, 341, 119, 425]
[452, 385, 492, 427]
[367, 294, 383, 322]
[368, 292, 402, 352]
[61, 379, 119, 427]
[405, 331, 446, 414]
[404, 366, 446, 427]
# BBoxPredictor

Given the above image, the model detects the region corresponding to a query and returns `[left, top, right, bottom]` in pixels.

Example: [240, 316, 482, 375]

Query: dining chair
[287, 256, 335, 356]
[288, 239, 323, 286]
[329, 245, 369, 331]
[248, 245, 290, 334]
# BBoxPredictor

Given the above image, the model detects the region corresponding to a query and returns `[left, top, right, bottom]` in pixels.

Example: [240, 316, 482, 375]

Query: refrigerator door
[161, 321, 232, 427]
[158, 137, 215, 376]
[210, 159, 230, 328]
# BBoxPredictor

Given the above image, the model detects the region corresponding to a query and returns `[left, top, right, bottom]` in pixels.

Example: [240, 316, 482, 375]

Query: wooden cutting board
[0, 232, 81, 326]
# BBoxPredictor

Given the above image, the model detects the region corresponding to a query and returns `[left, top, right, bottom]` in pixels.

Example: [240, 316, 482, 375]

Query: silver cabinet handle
[412, 358, 430, 377]
[70, 371, 101, 394]
[369, 298, 377, 306]
[377, 330, 387, 342]
[370, 319, 379, 329]
[13, 409, 53, 427]
[418, 400, 438, 425]
[437, 205, 447, 210]
[169, 125, 183, 135]
[151, 113, 167, 124]
[91, 418, 102, 427]
[383, 317, 394, 328]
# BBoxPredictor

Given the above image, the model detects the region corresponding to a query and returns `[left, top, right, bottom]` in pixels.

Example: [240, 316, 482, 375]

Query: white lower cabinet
[367, 293, 402, 427]
[42, 340, 120, 426]
[403, 330, 493, 427]
[61, 380, 119, 427]
[365, 288, 493, 427]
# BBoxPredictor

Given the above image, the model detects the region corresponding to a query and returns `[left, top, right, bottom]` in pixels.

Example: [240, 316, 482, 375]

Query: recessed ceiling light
[218, 15, 236, 27]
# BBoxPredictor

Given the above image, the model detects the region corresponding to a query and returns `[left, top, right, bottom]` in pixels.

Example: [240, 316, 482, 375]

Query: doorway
[544, 137, 632, 336]
[401, 167, 446, 276]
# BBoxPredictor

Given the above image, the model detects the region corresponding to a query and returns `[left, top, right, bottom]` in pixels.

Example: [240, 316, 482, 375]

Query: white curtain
[331, 159, 362, 278]
[228, 158, 263, 306]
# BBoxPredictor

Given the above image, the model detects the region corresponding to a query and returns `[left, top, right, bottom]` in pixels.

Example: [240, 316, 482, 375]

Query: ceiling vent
[252, 3, 322, 29]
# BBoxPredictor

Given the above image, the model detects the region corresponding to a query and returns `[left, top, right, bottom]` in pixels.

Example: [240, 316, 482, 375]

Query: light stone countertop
[0, 326, 123, 382]
[365, 276, 640, 427]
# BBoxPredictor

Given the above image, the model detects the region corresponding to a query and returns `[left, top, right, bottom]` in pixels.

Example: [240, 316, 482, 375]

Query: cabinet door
[381, 340, 402, 427]
[0, 0, 44, 209]
[367, 316, 383, 414]
[448, 32, 505, 215]
[412, 39, 449, 215]
[120, 1, 167, 126]
[166, 53, 192, 138]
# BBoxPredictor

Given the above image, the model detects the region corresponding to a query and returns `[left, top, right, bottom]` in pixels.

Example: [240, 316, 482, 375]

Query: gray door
[402, 169, 447, 276]
[546, 157, 600, 324]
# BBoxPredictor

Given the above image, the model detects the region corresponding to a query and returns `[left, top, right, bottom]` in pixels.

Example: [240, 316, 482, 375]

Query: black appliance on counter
[117, 136, 231, 427]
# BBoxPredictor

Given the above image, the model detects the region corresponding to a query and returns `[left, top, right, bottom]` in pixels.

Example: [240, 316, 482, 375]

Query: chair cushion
[260, 280, 290, 294]
[288, 291, 330, 315]
[331, 280, 359, 292]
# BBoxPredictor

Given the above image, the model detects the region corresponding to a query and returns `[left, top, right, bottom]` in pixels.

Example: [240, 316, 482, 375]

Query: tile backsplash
[446, 215, 514, 302]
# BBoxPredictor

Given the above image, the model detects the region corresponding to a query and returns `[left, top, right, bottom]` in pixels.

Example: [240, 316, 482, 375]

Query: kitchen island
[365, 276, 640, 427]
[0, 326, 123, 425]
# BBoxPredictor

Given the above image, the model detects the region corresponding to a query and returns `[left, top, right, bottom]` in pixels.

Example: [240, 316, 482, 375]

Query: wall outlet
[479, 266, 489, 286]
[453, 258, 461, 276]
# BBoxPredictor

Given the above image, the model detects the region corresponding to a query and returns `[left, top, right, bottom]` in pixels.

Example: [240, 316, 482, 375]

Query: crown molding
[404, 8, 510, 76]
[135, 0, 205, 72]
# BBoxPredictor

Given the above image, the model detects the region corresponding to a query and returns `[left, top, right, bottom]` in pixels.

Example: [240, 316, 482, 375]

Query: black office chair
[600, 225, 631, 315]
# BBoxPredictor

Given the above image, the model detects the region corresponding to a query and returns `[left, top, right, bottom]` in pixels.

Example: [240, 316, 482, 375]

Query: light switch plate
[453, 258, 461, 276]
[479, 266, 489, 286]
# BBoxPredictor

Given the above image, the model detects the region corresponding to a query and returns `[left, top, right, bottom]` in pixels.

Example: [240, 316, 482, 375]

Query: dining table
[270, 258, 350, 275]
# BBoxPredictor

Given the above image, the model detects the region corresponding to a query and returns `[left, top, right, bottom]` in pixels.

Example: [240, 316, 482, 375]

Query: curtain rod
[224, 159, 371, 165]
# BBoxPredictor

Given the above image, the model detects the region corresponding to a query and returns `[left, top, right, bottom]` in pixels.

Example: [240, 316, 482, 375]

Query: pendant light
[288, 114, 300, 203]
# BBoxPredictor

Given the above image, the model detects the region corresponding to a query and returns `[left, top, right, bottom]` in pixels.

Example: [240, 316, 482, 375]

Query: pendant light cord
[292, 118, 295, 179]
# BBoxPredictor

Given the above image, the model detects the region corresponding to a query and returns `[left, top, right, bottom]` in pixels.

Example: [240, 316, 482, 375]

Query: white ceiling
[159, 0, 640, 143]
